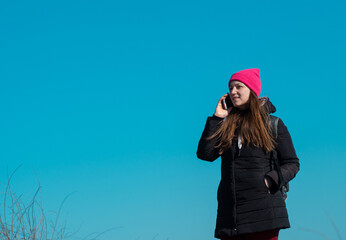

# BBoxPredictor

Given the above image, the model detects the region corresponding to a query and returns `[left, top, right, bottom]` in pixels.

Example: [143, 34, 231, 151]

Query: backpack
[269, 115, 289, 200]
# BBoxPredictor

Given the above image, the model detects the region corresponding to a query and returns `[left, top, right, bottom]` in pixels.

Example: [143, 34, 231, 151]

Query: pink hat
[229, 68, 261, 97]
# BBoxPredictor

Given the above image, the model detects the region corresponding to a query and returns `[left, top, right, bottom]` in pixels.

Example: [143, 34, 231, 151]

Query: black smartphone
[223, 94, 233, 109]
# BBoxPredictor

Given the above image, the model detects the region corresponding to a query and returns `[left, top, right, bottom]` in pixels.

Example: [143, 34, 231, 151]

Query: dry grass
[0, 165, 120, 240]
[0, 165, 75, 240]
[300, 211, 343, 240]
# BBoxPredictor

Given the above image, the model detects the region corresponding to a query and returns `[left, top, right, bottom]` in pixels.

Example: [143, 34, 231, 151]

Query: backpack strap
[269, 115, 279, 139]
[269, 115, 288, 200]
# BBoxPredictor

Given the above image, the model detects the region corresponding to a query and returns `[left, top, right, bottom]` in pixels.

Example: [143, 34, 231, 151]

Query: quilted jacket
[196, 99, 299, 238]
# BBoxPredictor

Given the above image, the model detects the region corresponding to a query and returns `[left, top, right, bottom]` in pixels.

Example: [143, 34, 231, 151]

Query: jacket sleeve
[265, 118, 300, 188]
[196, 115, 224, 162]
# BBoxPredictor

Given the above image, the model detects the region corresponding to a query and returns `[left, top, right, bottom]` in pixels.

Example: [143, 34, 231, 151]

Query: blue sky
[1, 0, 346, 239]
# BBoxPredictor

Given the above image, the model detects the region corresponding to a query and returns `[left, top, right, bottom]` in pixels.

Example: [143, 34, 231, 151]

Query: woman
[197, 68, 299, 240]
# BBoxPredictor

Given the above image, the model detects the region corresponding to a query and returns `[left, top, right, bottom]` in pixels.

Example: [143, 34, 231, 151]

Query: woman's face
[229, 81, 251, 110]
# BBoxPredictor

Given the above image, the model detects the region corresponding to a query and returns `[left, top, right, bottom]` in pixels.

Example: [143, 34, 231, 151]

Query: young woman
[197, 68, 299, 240]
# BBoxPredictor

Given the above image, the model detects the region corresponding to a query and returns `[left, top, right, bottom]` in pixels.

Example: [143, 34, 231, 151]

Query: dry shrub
[0, 166, 73, 240]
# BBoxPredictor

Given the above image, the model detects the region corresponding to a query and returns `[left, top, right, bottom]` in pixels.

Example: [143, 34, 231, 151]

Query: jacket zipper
[232, 144, 238, 233]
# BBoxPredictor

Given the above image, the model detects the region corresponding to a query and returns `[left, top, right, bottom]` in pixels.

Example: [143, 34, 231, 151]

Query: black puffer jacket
[196, 99, 299, 239]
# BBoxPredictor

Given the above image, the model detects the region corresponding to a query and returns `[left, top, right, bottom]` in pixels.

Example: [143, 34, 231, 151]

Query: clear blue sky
[1, 0, 346, 239]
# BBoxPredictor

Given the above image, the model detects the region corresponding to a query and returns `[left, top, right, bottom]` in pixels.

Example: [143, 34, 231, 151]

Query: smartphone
[223, 94, 233, 109]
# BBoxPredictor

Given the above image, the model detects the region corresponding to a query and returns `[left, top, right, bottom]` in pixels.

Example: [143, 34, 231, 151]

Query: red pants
[221, 229, 279, 240]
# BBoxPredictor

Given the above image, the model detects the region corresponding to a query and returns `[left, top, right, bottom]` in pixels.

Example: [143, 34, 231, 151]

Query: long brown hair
[210, 91, 276, 154]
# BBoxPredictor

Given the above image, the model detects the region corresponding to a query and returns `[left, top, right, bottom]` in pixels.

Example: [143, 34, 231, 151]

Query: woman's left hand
[264, 177, 272, 193]
[264, 178, 270, 188]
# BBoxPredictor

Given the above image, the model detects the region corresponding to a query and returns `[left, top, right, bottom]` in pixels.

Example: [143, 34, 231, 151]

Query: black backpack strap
[269, 115, 288, 200]
[269, 115, 279, 139]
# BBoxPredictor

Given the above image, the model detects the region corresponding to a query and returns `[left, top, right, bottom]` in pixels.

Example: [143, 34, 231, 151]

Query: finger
[219, 94, 228, 102]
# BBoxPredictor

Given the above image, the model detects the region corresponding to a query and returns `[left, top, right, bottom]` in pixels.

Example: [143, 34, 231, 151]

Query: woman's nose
[230, 87, 237, 95]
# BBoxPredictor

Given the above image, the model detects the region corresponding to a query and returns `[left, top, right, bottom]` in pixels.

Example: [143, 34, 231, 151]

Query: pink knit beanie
[229, 68, 261, 97]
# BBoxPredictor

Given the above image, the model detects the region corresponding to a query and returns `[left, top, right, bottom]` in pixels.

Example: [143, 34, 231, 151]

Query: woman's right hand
[214, 94, 232, 118]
